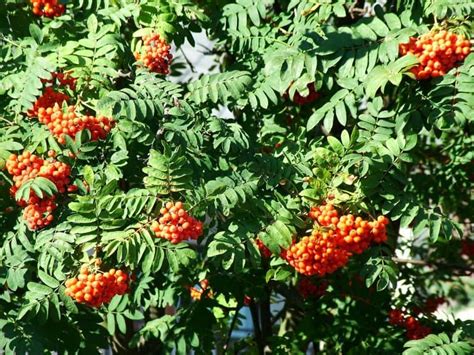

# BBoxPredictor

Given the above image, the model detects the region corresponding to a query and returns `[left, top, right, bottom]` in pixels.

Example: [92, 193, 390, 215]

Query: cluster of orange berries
[283, 204, 388, 276]
[28, 71, 75, 117]
[37, 104, 115, 144]
[399, 30, 471, 80]
[256, 238, 272, 258]
[65, 266, 129, 307]
[388, 309, 432, 340]
[189, 279, 212, 301]
[28, 72, 114, 145]
[30, 0, 65, 18]
[5, 151, 76, 230]
[284, 229, 350, 276]
[22, 197, 57, 230]
[309, 204, 388, 253]
[297, 278, 328, 299]
[291, 83, 321, 105]
[151, 201, 203, 244]
[134, 33, 173, 75]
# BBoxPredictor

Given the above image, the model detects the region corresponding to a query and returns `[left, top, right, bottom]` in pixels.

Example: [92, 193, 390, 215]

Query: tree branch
[249, 301, 264, 355]
[392, 257, 474, 273]
[223, 307, 241, 354]
[260, 287, 272, 347]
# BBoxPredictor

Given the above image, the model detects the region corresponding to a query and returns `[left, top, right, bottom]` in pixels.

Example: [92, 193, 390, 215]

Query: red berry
[287, 83, 321, 105]
[256, 238, 272, 258]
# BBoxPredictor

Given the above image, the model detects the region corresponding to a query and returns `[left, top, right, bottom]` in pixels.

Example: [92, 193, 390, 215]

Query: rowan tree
[0, 0, 473, 354]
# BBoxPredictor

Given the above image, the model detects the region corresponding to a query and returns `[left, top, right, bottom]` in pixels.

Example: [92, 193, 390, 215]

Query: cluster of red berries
[291, 83, 321, 105]
[134, 33, 173, 75]
[5, 151, 76, 230]
[256, 238, 272, 258]
[413, 296, 446, 315]
[399, 30, 471, 80]
[389, 309, 432, 340]
[283, 204, 388, 276]
[28, 87, 70, 118]
[151, 201, 203, 244]
[189, 279, 212, 301]
[37, 104, 115, 144]
[65, 266, 129, 307]
[461, 240, 474, 258]
[43, 71, 77, 90]
[297, 278, 328, 299]
[30, 0, 65, 18]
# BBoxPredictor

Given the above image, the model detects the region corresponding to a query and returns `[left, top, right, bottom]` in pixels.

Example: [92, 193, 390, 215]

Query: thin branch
[392, 257, 474, 273]
[180, 48, 196, 73]
[271, 304, 287, 325]
[0, 34, 22, 48]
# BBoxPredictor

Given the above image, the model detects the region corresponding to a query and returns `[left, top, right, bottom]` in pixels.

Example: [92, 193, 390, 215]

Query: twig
[180, 48, 196, 73]
[0, 116, 14, 125]
[0, 34, 22, 48]
[392, 257, 474, 273]
[271, 304, 286, 325]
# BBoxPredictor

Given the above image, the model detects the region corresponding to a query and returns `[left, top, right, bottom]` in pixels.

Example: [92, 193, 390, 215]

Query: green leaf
[341, 130, 350, 148]
[17, 303, 37, 320]
[27, 282, 53, 296]
[29, 24, 43, 44]
[143, 147, 193, 195]
[108, 294, 121, 312]
[327, 136, 344, 155]
[259, 220, 293, 254]
[83, 165, 95, 189]
[107, 313, 116, 335]
[116, 313, 127, 334]
[87, 14, 98, 33]
[38, 271, 60, 289]
[366, 66, 390, 97]
[403, 332, 472, 355]
[386, 138, 400, 156]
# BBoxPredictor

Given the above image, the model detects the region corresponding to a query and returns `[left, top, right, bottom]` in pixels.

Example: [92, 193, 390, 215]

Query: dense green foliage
[0, 0, 473, 354]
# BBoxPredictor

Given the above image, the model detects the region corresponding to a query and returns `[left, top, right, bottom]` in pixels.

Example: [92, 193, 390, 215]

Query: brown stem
[392, 257, 474, 273]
